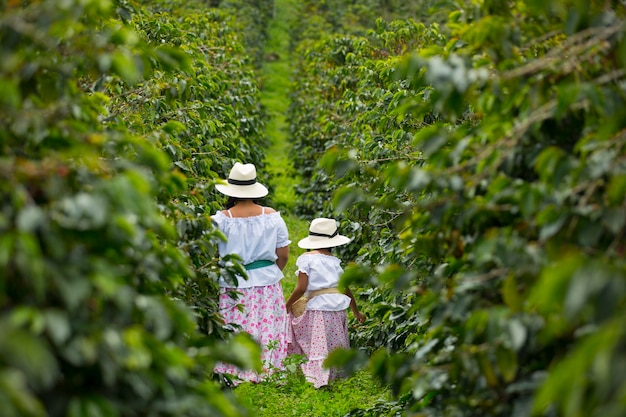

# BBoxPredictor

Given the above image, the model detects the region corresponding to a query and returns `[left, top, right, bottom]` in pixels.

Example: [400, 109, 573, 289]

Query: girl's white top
[212, 210, 291, 288]
[296, 253, 351, 311]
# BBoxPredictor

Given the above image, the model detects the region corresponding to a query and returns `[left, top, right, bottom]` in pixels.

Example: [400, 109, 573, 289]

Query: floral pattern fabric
[287, 310, 349, 388]
[214, 282, 288, 384]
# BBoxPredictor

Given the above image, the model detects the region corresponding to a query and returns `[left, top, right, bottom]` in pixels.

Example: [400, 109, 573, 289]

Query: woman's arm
[285, 272, 308, 313]
[275, 245, 289, 271]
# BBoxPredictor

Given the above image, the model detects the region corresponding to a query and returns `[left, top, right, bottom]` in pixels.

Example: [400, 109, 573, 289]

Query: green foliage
[287, 0, 626, 416]
[289, 0, 448, 47]
[104, 0, 270, 338]
[218, 0, 275, 66]
[0, 0, 272, 415]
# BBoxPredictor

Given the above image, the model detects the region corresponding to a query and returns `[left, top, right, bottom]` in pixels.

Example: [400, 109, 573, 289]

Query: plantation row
[287, 1, 626, 416]
[2, 0, 626, 416]
[1, 0, 274, 415]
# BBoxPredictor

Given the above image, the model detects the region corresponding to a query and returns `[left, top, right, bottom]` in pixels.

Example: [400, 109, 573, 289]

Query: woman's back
[212, 205, 290, 288]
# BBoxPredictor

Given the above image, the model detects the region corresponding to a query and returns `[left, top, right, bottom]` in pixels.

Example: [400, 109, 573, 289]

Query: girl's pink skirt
[287, 310, 349, 388]
[214, 282, 288, 384]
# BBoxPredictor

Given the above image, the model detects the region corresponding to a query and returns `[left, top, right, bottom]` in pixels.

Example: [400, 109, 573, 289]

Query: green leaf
[68, 395, 119, 417]
[155, 46, 193, 72]
[0, 370, 46, 417]
[111, 51, 141, 84]
[412, 125, 445, 156]
[507, 319, 527, 352]
[44, 309, 71, 345]
[325, 347, 369, 376]
[529, 254, 583, 314]
[556, 83, 580, 117]
[502, 273, 522, 312]
[0, 322, 59, 389]
[0, 79, 21, 109]
[607, 174, 626, 205]
[475, 349, 499, 387]
[495, 345, 518, 382]
[406, 168, 431, 192]
[602, 207, 626, 235]
[563, 263, 614, 320]
[53, 193, 109, 231]
[162, 121, 187, 134]
[536, 205, 568, 241]
[213, 332, 262, 373]
[534, 146, 566, 182]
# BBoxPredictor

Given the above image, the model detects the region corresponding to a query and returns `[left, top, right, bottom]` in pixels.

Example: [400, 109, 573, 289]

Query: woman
[212, 162, 290, 384]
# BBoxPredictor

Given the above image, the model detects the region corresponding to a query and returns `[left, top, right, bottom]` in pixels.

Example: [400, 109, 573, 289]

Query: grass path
[258, 0, 306, 296]
[236, 2, 393, 415]
[260, 0, 300, 212]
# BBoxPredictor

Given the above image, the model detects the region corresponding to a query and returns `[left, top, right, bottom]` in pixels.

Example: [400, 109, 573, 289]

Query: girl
[285, 217, 366, 388]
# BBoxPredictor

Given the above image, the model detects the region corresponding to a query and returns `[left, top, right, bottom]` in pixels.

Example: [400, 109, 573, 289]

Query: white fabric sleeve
[211, 211, 223, 228]
[275, 214, 291, 248]
[294, 255, 310, 276]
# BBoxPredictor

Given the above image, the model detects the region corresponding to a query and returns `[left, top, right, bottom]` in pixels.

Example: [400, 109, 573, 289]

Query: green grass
[261, 0, 300, 212]
[234, 368, 392, 417]
[280, 213, 309, 296]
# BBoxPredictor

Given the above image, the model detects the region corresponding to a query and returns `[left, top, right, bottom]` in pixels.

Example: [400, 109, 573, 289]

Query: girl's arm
[285, 271, 308, 313]
[344, 287, 366, 323]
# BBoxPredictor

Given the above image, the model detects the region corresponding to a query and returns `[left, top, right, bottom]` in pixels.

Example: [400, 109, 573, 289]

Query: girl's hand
[355, 311, 366, 323]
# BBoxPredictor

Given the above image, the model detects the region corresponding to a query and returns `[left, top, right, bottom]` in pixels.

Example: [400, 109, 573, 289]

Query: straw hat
[215, 162, 268, 199]
[297, 218, 351, 249]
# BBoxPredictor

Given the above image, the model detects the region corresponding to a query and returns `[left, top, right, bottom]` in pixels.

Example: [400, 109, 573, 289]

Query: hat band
[309, 230, 338, 238]
[228, 178, 256, 186]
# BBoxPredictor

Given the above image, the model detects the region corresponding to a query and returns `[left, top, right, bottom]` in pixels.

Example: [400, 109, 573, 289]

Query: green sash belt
[244, 260, 274, 270]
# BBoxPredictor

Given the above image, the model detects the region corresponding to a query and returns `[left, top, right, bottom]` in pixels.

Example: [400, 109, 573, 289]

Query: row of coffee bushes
[0, 0, 271, 415]
[286, 2, 448, 367]
[107, 0, 271, 341]
[287, 1, 626, 416]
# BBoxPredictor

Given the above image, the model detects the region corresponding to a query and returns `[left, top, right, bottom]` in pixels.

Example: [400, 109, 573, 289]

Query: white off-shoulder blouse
[296, 252, 351, 312]
[212, 209, 291, 288]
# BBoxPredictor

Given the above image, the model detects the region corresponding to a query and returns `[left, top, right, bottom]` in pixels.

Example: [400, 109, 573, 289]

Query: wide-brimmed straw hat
[215, 162, 268, 199]
[298, 218, 351, 249]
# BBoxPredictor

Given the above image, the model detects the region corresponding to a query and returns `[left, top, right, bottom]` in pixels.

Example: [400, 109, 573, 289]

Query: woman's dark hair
[225, 197, 261, 209]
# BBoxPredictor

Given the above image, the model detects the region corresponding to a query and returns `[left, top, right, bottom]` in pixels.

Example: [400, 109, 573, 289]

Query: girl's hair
[225, 197, 261, 209]
[310, 247, 333, 253]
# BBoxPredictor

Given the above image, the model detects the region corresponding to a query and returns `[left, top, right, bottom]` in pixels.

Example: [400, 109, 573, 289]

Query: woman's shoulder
[211, 210, 226, 221]
[213, 207, 280, 220]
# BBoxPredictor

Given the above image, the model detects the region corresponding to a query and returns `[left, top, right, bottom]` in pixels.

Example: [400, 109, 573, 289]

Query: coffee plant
[105, 0, 271, 339]
[288, 1, 626, 416]
[0, 0, 272, 415]
[4, 0, 626, 416]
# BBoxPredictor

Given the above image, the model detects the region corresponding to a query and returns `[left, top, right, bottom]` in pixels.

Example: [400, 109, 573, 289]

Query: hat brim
[297, 234, 351, 249]
[215, 181, 268, 199]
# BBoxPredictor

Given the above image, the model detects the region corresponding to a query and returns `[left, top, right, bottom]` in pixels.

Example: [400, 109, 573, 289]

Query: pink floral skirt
[287, 310, 349, 388]
[214, 282, 288, 384]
